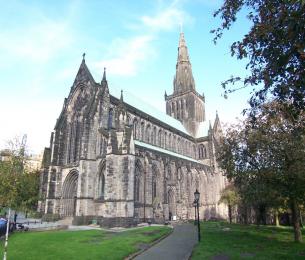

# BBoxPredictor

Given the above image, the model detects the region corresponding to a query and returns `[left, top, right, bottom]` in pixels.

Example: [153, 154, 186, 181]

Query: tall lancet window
[157, 130, 161, 146]
[134, 161, 143, 203]
[198, 144, 207, 159]
[96, 166, 106, 200]
[108, 109, 113, 129]
[133, 119, 138, 139]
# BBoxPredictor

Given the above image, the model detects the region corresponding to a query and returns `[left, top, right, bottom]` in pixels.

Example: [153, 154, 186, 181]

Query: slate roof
[134, 140, 199, 163]
[110, 85, 189, 135]
[110, 85, 211, 139]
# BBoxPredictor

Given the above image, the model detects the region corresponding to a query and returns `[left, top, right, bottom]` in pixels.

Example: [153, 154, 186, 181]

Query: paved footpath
[135, 223, 197, 260]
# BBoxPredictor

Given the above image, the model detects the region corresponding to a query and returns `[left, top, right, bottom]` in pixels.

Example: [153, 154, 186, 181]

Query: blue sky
[0, 0, 252, 154]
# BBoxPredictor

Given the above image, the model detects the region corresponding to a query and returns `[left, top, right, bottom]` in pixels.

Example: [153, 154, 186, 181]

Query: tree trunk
[290, 200, 302, 243]
[228, 205, 232, 224]
[260, 205, 267, 225]
[255, 208, 260, 226]
[243, 206, 249, 225]
[275, 211, 279, 227]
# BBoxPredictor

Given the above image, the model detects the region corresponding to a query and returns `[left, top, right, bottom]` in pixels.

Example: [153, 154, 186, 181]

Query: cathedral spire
[120, 89, 124, 102]
[102, 67, 107, 82]
[173, 32, 196, 94]
[101, 67, 108, 90]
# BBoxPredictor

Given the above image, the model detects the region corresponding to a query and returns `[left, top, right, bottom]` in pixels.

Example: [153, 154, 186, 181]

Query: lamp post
[193, 201, 197, 225]
[194, 189, 201, 242]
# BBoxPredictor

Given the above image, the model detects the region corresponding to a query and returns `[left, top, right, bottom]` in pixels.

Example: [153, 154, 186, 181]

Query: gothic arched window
[108, 108, 113, 129]
[198, 144, 207, 159]
[134, 160, 143, 202]
[152, 127, 157, 145]
[152, 166, 158, 201]
[96, 168, 106, 200]
[141, 122, 145, 141]
[135, 176, 140, 202]
[180, 100, 183, 119]
[158, 130, 162, 147]
[146, 125, 151, 143]
[133, 119, 138, 139]
[172, 102, 176, 117]
[193, 145, 197, 159]
[173, 135, 176, 152]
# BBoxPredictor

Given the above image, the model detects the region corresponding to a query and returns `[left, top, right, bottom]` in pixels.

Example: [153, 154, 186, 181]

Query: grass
[0, 226, 171, 260]
[191, 221, 305, 259]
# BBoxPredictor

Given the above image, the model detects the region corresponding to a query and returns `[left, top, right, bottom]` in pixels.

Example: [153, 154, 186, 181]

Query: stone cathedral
[38, 32, 228, 226]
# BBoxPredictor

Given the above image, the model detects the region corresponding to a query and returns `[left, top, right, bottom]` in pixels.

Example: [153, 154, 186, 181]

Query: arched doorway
[61, 170, 78, 217]
[168, 189, 176, 220]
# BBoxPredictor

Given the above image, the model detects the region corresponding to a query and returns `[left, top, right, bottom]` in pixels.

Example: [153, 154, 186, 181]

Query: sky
[0, 0, 253, 155]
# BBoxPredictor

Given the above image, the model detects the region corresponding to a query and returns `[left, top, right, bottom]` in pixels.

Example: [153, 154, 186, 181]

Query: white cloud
[94, 35, 155, 76]
[141, 8, 189, 31]
[93, 3, 192, 77]
[0, 19, 72, 64]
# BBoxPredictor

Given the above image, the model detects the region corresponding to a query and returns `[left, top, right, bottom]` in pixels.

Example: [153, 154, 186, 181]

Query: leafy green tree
[219, 184, 240, 223]
[217, 103, 305, 242]
[212, 0, 305, 118]
[0, 137, 40, 214]
[0, 156, 23, 209]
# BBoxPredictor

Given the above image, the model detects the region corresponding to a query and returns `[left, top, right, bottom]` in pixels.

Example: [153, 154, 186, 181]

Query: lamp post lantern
[194, 189, 201, 242]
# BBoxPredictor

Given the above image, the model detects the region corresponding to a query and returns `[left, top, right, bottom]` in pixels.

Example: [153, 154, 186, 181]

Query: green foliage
[0, 226, 171, 260]
[0, 138, 40, 212]
[192, 221, 305, 259]
[218, 184, 240, 207]
[212, 0, 305, 118]
[217, 102, 305, 241]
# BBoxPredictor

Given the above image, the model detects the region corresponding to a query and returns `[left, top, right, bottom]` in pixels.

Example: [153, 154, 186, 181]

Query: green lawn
[192, 221, 305, 259]
[0, 226, 171, 260]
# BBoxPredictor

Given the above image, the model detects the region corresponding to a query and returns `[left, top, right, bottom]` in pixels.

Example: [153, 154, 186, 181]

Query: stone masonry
[38, 32, 228, 227]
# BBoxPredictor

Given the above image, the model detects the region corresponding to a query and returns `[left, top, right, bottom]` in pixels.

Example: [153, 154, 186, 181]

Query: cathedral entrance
[61, 170, 78, 217]
[168, 189, 176, 220]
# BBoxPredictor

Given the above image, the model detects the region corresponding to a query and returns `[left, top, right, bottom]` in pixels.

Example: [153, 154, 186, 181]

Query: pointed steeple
[101, 67, 108, 90]
[116, 89, 126, 130]
[213, 110, 221, 131]
[173, 32, 196, 94]
[72, 53, 95, 86]
[165, 31, 205, 137]
[120, 90, 124, 102]
[102, 67, 107, 82]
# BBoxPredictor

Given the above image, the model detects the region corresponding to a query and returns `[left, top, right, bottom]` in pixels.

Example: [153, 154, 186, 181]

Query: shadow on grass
[191, 221, 305, 260]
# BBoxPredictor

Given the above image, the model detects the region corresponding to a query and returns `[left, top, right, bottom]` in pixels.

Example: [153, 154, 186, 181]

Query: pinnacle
[102, 67, 107, 82]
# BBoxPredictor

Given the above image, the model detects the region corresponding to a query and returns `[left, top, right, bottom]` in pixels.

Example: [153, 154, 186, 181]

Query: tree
[218, 184, 240, 223]
[217, 103, 305, 242]
[212, 1, 305, 118]
[0, 136, 40, 213]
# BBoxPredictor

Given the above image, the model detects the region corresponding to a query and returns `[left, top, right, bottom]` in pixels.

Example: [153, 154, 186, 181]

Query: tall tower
[165, 32, 205, 137]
